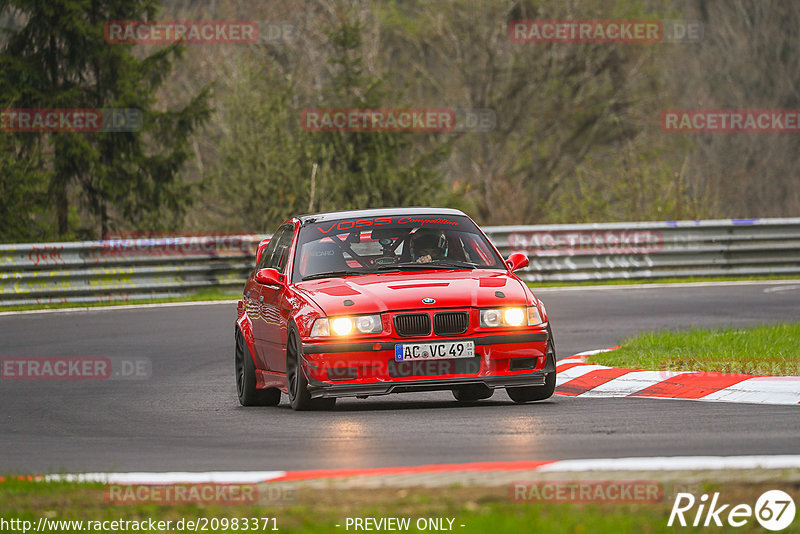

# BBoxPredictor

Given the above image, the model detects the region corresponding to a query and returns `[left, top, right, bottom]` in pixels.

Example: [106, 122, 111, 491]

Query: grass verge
[0, 287, 241, 313]
[2, 478, 798, 533]
[590, 322, 800, 375]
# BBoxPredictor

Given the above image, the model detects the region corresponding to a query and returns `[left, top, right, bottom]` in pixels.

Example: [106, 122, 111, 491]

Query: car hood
[295, 269, 531, 316]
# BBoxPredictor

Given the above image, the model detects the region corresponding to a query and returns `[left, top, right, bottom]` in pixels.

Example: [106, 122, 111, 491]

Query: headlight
[310, 314, 382, 337]
[480, 307, 542, 328]
[479, 309, 503, 327]
[331, 317, 354, 336]
[504, 308, 525, 326]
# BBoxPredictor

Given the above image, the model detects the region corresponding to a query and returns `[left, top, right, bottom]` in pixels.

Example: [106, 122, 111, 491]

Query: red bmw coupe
[235, 208, 556, 410]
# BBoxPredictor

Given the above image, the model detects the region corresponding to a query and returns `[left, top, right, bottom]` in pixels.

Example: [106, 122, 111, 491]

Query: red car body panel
[235, 208, 554, 400]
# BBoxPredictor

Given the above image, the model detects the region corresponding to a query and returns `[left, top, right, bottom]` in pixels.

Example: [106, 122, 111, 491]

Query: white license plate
[394, 341, 475, 361]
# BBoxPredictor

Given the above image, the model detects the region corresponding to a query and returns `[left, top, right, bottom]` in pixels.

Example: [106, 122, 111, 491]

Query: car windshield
[293, 214, 504, 282]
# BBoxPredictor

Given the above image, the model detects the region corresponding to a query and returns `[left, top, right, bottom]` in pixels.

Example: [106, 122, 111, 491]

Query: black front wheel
[235, 330, 281, 406]
[506, 327, 557, 403]
[286, 327, 336, 411]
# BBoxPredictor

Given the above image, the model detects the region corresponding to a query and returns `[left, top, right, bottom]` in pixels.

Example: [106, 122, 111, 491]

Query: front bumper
[301, 331, 553, 399]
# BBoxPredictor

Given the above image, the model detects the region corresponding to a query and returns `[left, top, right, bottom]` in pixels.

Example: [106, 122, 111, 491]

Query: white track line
[538, 455, 800, 472]
[3, 279, 797, 316]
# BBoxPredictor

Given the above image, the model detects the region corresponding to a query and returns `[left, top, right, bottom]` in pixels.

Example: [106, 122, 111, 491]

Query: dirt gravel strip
[555, 350, 800, 405]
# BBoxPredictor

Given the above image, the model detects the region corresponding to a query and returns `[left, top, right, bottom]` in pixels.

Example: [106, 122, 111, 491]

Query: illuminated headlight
[504, 308, 525, 326]
[480, 307, 542, 328]
[310, 315, 382, 337]
[331, 317, 354, 336]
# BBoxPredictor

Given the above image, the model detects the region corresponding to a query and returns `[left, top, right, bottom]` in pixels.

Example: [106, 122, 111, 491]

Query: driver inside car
[411, 229, 448, 263]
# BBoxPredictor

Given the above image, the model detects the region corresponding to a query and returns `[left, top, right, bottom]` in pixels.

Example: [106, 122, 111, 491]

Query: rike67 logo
[669, 490, 796, 531]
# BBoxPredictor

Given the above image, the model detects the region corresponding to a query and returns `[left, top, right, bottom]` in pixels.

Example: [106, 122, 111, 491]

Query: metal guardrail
[0, 235, 265, 307]
[484, 217, 800, 282]
[1, 218, 799, 306]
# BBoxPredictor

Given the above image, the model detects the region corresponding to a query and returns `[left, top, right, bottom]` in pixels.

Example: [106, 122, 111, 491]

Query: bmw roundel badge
[422, 298, 435, 304]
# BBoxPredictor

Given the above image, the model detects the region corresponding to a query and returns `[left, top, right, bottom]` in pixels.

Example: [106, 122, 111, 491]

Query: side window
[267, 225, 295, 273]
[256, 230, 282, 271]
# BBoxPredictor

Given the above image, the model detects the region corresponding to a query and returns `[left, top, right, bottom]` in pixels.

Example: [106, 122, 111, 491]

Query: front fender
[236, 302, 258, 367]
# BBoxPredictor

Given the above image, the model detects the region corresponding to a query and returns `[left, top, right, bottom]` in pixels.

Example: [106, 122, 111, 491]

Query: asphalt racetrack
[1, 281, 798, 474]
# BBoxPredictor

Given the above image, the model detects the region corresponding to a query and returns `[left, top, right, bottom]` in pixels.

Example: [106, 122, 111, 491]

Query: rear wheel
[286, 327, 336, 411]
[235, 330, 281, 406]
[506, 328, 557, 403]
[452, 384, 494, 402]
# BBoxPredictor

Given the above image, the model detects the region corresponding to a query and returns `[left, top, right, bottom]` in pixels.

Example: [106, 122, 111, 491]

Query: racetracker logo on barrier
[0, 109, 143, 132]
[300, 108, 496, 133]
[104, 20, 294, 44]
[507, 230, 664, 255]
[509, 20, 702, 43]
[101, 232, 257, 256]
[1, 357, 151, 381]
[661, 110, 800, 133]
[511, 481, 663, 503]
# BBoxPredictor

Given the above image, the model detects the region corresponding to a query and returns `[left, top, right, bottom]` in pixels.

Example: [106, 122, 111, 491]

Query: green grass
[2, 479, 798, 533]
[0, 287, 241, 312]
[590, 322, 800, 375]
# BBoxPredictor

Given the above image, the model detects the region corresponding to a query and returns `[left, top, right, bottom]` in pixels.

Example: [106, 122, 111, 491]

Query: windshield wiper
[372, 263, 438, 271]
[301, 270, 362, 281]
[371, 261, 478, 271]
[430, 260, 479, 268]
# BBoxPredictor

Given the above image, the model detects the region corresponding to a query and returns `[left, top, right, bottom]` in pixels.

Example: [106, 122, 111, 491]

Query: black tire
[235, 330, 281, 406]
[506, 328, 557, 403]
[452, 384, 494, 402]
[286, 326, 336, 411]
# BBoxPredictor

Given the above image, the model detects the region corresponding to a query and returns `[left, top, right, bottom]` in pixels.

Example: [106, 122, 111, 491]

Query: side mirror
[255, 268, 285, 286]
[505, 252, 529, 272]
[255, 238, 271, 264]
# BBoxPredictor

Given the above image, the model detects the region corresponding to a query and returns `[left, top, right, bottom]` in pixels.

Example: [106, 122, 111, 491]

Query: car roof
[297, 207, 468, 225]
